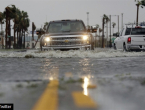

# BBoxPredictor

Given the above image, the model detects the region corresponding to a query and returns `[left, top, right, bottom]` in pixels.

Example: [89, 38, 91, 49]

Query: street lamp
[86, 12, 89, 26]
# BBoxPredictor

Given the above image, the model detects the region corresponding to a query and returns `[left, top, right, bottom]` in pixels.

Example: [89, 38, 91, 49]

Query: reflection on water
[43, 59, 59, 80]
[49, 76, 54, 80]
[83, 77, 89, 96]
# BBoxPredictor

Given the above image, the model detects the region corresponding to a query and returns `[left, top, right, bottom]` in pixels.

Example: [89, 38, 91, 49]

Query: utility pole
[87, 12, 89, 27]
[110, 15, 111, 48]
[136, 4, 139, 26]
[121, 13, 123, 30]
[102, 18, 104, 48]
[5, 8, 8, 49]
[106, 22, 108, 47]
[32, 22, 34, 48]
[118, 15, 119, 34]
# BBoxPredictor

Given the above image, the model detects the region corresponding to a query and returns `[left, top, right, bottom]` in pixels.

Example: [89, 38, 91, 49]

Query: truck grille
[51, 37, 81, 40]
[50, 37, 83, 45]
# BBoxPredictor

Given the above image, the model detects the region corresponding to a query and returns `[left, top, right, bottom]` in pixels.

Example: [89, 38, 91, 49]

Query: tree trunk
[14, 20, 16, 48]
[5, 9, 8, 49]
[32, 22, 34, 48]
[20, 30, 22, 49]
[1, 23, 3, 49]
[136, 4, 139, 26]
[106, 22, 108, 47]
[22, 29, 23, 48]
[17, 31, 19, 48]
[24, 30, 25, 48]
[8, 19, 11, 49]
[102, 18, 104, 48]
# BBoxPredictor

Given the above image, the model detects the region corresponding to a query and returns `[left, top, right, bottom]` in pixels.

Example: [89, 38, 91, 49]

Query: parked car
[114, 25, 145, 51]
[37, 19, 96, 51]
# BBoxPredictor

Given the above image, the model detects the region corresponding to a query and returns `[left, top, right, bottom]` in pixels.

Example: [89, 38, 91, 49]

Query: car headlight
[45, 37, 50, 42]
[83, 35, 88, 40]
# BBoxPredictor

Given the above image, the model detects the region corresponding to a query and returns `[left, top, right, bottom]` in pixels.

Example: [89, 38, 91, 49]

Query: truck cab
[37, 20, 96, 51]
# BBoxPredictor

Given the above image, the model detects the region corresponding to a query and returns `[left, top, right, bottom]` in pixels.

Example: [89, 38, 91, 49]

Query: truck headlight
[83, 35, 88, 40]
[45, 37, 50, 42]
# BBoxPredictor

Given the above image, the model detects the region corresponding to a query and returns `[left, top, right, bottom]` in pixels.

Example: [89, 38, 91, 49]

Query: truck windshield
[47, 21, 86, 33]
[125, 28, 145, 35]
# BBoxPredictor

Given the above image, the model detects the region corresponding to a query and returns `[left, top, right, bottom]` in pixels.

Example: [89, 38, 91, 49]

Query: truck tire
[114, 43, 117, 50]
[123, 43, 127, 52]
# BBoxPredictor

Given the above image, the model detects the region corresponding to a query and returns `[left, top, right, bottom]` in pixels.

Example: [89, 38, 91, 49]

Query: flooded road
[0, 49, 145, 110]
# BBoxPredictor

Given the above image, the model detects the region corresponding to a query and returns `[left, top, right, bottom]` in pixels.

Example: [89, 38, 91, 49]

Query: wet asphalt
[0, 55, 145, 110]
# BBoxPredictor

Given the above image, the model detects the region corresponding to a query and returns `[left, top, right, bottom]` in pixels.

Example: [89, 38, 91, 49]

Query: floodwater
[0, 49, 145, 110]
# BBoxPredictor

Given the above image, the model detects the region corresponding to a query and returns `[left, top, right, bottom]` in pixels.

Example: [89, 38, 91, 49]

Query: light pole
[117, 15, 119, 34]
[121, 13, 123, 30]
[109, 15, 111, 48]
[87, 12, 89, 27]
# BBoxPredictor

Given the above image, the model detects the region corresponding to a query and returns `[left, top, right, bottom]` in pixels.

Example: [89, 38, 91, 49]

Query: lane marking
[32, 80, 58, 110]
[72, 91, 97, 108]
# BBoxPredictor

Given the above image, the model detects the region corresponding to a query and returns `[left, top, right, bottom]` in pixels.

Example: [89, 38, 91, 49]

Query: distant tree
[0, 12, 4, 49]
[102, 14, 109, 48]
[0, 12, 4, 34]
[95, 24, 99, 36]
[99, 28, 102, 37]
[135, 0, 145, 26]
[98, 28, 102, 47]
[112, 22, 116, 33]
[43, 22, 49, 31]
[21, 11, 29, 48]
[3, 5, 16, 48]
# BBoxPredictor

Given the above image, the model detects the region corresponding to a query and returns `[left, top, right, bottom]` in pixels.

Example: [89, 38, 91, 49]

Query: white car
[114, 25, 145, 51]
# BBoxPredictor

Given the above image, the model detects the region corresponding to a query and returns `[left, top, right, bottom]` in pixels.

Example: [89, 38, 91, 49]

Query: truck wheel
[114, 43, 117, 50]
[123, 43, 127, 52]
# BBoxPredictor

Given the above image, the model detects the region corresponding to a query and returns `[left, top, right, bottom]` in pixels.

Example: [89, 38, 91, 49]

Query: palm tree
[99, 28, 102, 47]
[13, 8, 22, 48]
[0, 12, 4, 48]
[135, 0, 145, 26]
[4, 5, 16, 48]
[105, 18, 110, 47]
[112, 22, 116, 33]
[21, 11, 29, 48]
[102, 14, 109, 48]
[94, 24, 99, 47]
[43, 22, 49, 31]
[0, 12, 4, 32]
[32, 22, 36, 48]
[13, 8, 20, 48]
[23, 18, 30, 48]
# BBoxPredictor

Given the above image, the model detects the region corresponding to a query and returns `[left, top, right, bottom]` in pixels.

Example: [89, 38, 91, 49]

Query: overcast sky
[0, 0, 145, 33]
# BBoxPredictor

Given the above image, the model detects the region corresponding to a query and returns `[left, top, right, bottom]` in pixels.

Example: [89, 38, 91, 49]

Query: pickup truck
[114, 25, 145, 51]
[37, 19, 96, 51]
